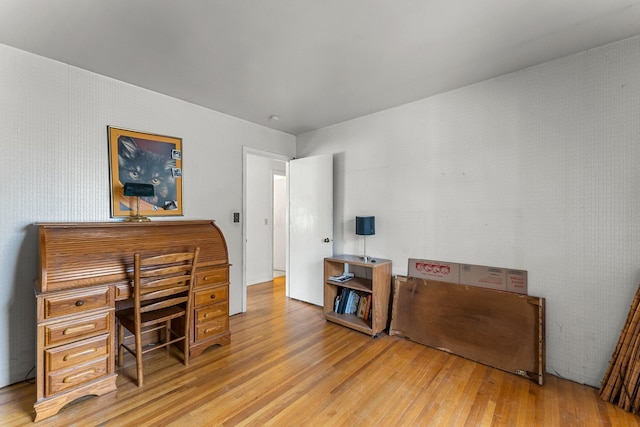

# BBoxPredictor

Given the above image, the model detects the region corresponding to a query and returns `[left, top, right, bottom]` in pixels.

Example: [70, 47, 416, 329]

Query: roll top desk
[33, 220, 231, 421]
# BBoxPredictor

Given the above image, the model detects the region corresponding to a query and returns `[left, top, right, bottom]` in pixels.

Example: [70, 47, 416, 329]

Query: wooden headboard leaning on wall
[390, 275, 545, 385]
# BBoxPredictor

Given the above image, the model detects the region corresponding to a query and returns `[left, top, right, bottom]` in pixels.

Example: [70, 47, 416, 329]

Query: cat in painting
[118, 136, 177, 209]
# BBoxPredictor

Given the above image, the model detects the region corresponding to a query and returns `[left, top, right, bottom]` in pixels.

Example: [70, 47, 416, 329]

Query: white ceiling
[1, 1, 639, 135]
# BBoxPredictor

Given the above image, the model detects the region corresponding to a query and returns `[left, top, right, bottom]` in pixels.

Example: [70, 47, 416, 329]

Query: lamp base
[124, 195, 151, 222]
[361, 255, 371, 263]
[124, 215, 151, 222]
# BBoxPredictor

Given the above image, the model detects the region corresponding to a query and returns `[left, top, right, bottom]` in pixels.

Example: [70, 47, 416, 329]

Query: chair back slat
[139, 264, 193, 278]
[139, 276, 190, 292]
[140, 285, 189, 302]
[139, 252, 197, 266]
[133, 249, 200, 316]
[140, 296, 189, 313]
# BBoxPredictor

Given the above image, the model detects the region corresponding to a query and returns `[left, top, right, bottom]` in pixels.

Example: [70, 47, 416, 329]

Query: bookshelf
[324, 254, 392, 336]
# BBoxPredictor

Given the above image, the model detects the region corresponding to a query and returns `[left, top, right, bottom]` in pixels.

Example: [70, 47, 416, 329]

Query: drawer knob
[210, 294, 216, 299]
[75, 300, 84, 307]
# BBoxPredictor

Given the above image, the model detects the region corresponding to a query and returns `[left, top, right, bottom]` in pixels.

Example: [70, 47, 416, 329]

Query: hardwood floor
[2, 277, 640, 426]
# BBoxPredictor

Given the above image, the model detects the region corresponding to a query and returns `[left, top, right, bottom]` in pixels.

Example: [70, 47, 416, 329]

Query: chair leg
[182, 334, 189, 366]
[118, 321, 124, 368]
[165, 321, 171, 354]
[183, 319, 190, 367]
[135, 327, 144, 387]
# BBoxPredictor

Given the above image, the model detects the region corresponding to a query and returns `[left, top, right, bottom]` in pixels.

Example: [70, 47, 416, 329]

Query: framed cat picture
[108, 126, 183, 219]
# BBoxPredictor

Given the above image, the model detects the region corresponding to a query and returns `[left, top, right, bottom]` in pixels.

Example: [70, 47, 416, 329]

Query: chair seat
[118, 305, 186, 330]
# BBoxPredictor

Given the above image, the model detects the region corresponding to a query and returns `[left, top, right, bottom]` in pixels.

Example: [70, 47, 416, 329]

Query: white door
[288, 154, 333, 306]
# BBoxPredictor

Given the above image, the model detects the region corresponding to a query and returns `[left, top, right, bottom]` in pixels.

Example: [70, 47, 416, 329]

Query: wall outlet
[233, 212, 240, 223]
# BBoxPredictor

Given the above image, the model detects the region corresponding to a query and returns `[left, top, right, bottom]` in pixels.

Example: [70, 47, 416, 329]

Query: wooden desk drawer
[195, 302, 227, 324]
[45, 312, 111, 347]
[43, 288, 111, 320]
[194, 286, 228, 307]
[47, 356, 109, 396]
[196, 267, 228, 288]
[46, 334, 110, 372]
[115, 282, 131, 300]
[195, 317, 228, 341]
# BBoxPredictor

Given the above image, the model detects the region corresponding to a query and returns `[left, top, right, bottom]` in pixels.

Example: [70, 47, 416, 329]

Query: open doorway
[242, 147, 291, 312]
[272, 172, 286, 279]
[243, 149, 333, 311]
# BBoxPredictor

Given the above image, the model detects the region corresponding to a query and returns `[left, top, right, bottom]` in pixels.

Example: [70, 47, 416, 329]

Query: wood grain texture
[3, 277, 639, 426]
[37, 221, 228, 292]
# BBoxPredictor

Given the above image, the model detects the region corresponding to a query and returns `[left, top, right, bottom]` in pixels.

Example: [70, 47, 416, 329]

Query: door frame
[242, 147, 293, 313]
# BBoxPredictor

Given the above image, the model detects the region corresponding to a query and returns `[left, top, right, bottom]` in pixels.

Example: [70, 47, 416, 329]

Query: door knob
[323, 238, 331, 243]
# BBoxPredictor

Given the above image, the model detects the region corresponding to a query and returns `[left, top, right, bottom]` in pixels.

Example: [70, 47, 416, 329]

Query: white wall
[0, 44, 295, 387]
[297, 36, 640, 387]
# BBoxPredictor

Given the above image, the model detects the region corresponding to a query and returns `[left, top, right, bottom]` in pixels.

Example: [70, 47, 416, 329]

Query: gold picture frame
[108, 126, 183, 219]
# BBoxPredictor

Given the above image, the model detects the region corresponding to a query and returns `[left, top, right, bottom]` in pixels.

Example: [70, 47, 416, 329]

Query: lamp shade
[355, 216, 375, 236]
[123, 183, 155, 197]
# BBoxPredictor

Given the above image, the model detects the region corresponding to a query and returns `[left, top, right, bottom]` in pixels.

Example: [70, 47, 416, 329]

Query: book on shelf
[363, 294, 372, 320]
[351, 293, 361, 314]
[357, 295, 367, 318]
[334, 288, 371, 317]
[337, 287, 349, 314]
[346, 291, 354, 314]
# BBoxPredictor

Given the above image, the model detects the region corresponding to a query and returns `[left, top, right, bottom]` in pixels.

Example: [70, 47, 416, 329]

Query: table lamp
[355, 216, 375, 262]
[123, 182, 155, 222]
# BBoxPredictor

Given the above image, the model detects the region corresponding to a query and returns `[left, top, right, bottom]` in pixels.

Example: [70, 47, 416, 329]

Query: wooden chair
[116, 248, 200, 386]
